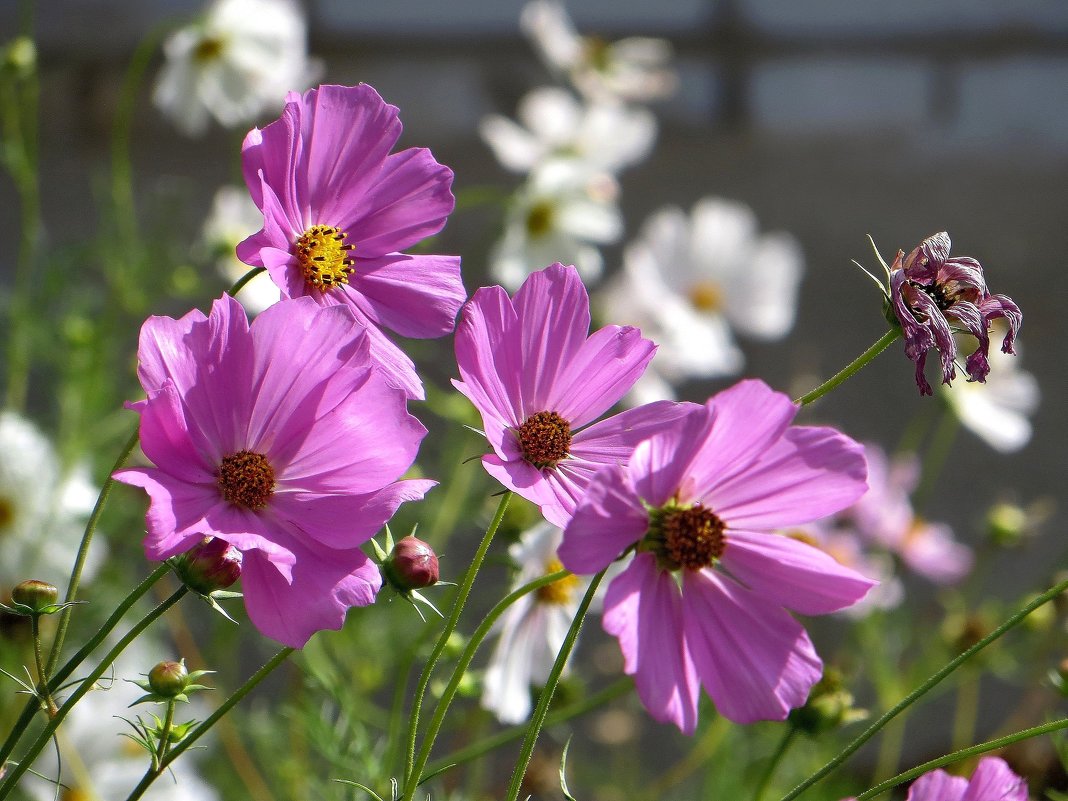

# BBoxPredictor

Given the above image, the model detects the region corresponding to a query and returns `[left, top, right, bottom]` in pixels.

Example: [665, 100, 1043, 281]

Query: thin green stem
[752, 725, 797, 801]
[425, 677, 633, 777]
[795, 329, 901, 407]
[46, 427, 141, 675]
[0, 588, 187, 800]
[776, 578, 1068, 801]
[123, 647, 294, 801]
[406, 569, 573, 795]
[503, 568, 607, 801]
[227, 266, 267, 299]
[155, 699, 176, 769]
[402, 492, 511, 788]
[29, 617, 57, 717]
[911, 406, 959, 513]
[855, 718, 1068, 800]
[950, 671, 980, 752]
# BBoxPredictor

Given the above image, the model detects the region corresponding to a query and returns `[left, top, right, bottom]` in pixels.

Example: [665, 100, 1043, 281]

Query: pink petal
[570, 401, 698, 469]
[960, 758, 1028, 801]
[719, 531, 876, 615]
[348, 253, 465, 339]
[329, 297, 426, 400]
[559, 464, 649, 574]
[241, 101, 304, 227]
[344, 147, 455, 257]
[137, 382, 219, 481]
[628, 405, 714, 507]
[603, 554, 700, 734]
[240, 543, 382, 648]
[682, 570, 822, 723]
[710, 426, 868, 530]
[899, 522, 974, 585]
[906, 770, 968, 801]
[481, 454, 582, 529]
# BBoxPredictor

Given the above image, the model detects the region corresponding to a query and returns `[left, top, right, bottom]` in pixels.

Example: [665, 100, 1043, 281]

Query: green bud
[11, 580, 59, 614]
[985, 502, 1028, 548]
[148, 660, 189, 698]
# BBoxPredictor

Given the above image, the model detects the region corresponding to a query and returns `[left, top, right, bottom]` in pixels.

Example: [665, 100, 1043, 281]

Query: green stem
[45, 428, 141, 675]
[776, 577, 1068, 801]
[406, 568, 574, 795]
[0, 563, 169, 770]
[752, 725, 797, 801]
[0, 588, 187, 799]
[794, 329, 901, 407]
[123, 647, 294, 801]
[855, 718, 1068, 800]
[950, 671, 980, 752]
[29, 617, 57, 717]
[227, 266, 267, 299]
[425, 677, 632, 777]
[503, 568, 607, 801]
[155, 699, 176, 769]
[402, 492, 511, 787]
[911, 406, 959, 513]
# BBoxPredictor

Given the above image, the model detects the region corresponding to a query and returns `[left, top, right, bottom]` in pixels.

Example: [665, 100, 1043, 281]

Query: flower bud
[11, 580, 59, 614]
[789, 668, 867, 735]
[148, 660, 189, 698]
[985, 502, 1028, 548]
[173, 537, 242, 594]
[383, 536, 439, 592]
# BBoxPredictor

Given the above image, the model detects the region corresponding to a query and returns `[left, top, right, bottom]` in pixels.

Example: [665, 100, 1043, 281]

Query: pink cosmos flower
[114, 294, 434, 648]
[558, 380, 875, 730]
[237, 83, 466, 399]
[891, 756, 1027, 801]
[453, 262, 693, 528]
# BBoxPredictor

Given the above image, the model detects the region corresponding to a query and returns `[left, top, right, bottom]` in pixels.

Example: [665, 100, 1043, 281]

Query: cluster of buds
[372, 528, 445, 621]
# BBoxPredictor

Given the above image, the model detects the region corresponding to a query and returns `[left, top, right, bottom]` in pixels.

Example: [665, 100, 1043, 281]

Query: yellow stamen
[295, 225, 355, 291]
[536, 558, 580, 605]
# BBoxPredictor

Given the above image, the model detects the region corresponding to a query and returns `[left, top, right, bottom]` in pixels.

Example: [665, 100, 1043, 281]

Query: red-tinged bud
[148, 660, 189, 697]
[173, 537, 242, 594]
[383, 536, 439, 592]
[11, 580, 58, 614]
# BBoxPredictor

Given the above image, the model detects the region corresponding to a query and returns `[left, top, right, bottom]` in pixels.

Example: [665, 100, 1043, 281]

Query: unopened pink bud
[174, 537, 242, 594]
[384, 536, 439, 592]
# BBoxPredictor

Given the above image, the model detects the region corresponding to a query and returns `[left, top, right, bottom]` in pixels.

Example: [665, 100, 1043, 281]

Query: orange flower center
[517, 411, 572, 469]
[217, 451, 275, 510]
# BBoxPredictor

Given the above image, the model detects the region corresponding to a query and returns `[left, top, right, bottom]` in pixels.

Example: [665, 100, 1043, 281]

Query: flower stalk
[795, 329, 901, 406]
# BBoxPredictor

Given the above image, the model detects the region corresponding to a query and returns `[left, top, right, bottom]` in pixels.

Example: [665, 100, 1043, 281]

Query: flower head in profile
[887, 232, 1021, 395]
[237, 84, 466, 399]
[521, 1, 677, 103]
[153, 0, 319, 137]
[559, 380, 874, 730]
[482, 522, 588, 724]
[454, 263, 692, 528]
[600, 198, 803, 402]
[114, 295, 434, 648]
[902, 756, 1027, 801]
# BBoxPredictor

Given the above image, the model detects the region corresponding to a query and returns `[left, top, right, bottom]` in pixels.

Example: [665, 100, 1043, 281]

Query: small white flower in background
[942, 328, 1039, 453]
[600, 197, 803, 401]
[202, 185, 281, 314]
[482, 522, 587, 725]
[490, 162, 622, 289]
[153, 0, 319, 137]
[480, 86, 657, 176]
[0, 413, 101, 592]
[520, 0, 677, 103]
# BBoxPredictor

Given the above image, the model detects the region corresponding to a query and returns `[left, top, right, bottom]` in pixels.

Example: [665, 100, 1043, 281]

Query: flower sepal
[128, 659, 214, 705]
[1, 580, 83, 618]
[168, 537, 244, 623]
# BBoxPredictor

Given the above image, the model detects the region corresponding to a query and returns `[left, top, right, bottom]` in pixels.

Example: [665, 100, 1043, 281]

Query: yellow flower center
[688, 281, 723, 312]
[193, 36, 225, 63]
[295, 225, 355, 291]
[535, 558, 580, 605]
[516, 411, 572, 469]
[217, 451, 275, 510]
[525, 202, 555, 238]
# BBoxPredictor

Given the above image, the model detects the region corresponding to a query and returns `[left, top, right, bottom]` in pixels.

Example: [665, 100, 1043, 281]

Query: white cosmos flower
[942, 331, 1039, 453]
[482, 523, 587, 725]
[490, 161, 622, 289]
[601, 197, 803, 401]
[520, 0, 677, 103]
[480, 86, 656, 176]
[0, 412, 100, 592]
[153, 0, 320, 137]
[202, 185, 281, 314]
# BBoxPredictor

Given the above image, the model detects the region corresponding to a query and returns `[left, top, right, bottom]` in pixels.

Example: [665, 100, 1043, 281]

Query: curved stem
[776, 577, 1068, 801]
[795, 329, 901, 407]
[226, 266, 267, 299]
[0, 588, 187, 800]
[123, 647, 294, 801]
[752, 724, 797, 801]
[503, 567, 607, 801]
[405, 568, 573, 796]
[855, 718, 1068, 800]
[46, 428, 141, 675]
[402, 491, 511, 788]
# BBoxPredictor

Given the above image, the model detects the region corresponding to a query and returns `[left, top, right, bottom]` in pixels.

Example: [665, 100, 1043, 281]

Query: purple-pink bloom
[237, 83, 466, 399]
[558, 380, 875, 731]
[114, 294, 434, 648]
[889, 231, 1021, 395]
[453, 262, 693, 528]
[903, 756, 1027, 801]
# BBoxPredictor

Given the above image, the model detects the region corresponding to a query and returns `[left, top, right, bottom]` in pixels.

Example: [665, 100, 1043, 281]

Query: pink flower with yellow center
[237, 83, 466, 399]
[115, 295, 434, 648]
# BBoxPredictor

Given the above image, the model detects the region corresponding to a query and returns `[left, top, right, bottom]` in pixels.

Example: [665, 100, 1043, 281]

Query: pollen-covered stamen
[661, 504, 726, 571]
[517, 411, 572, 469]
[295, 224, 355, 291]
[536, 558, 580, 605]
[217, 451, 275, 510]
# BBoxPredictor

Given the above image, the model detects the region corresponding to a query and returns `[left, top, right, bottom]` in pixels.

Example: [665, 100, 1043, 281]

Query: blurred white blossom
[520, 1, 677, 103]
[202, 185, 280, 314]
[480, 86, 656, 176]
[490, 162, 622, 289]
[153, 0, 320, 137]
